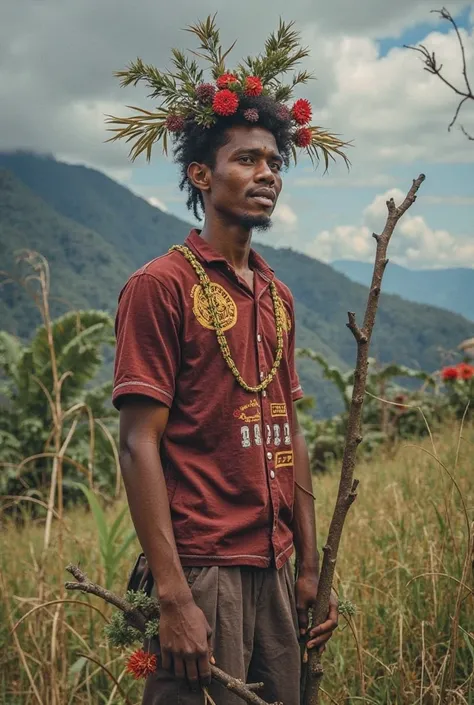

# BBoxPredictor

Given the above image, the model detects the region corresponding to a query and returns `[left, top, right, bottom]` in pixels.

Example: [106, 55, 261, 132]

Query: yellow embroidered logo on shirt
[191, 283, 238, 332]
[275, 450, 294, 468]
[271, 402, 287, 417]
[233, 398, 261, 423]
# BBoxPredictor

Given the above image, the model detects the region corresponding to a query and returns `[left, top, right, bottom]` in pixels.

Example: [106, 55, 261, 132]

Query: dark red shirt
[113, 229, 304, 569]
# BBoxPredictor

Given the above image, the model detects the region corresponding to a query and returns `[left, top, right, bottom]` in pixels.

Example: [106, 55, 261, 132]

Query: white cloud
[273, 202, 298, 229]
[305, 23, 474, 165]
[304, 187, 474, 268]
[147, 196, 168, 211]
[0, 0, 472, 171]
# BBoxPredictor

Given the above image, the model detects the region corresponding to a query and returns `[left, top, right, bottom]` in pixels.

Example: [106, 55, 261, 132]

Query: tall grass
[1, 253, 472, 704]
[1, 421, 472, 704]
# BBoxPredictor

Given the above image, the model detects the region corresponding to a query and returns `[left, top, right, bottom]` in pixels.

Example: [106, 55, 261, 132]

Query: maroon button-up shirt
[113, 229, 304, 569]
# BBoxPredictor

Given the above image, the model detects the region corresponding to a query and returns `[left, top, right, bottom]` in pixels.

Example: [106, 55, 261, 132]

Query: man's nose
[255, 162, 275, 184]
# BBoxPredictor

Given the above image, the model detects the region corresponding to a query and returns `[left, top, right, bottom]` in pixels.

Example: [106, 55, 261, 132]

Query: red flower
[165, 114, 185, 133]
[294, 126, 312, 148]
[457, 362, 474, 380]
[213, 89, 239, 116]
[126, 650, 157, 680]
[244, 76, 263, 96]
[243, 108, 259, 122]
[276, 104, 291, 122]
[441, 366, 459, 381]
[291, 98, 312, 125]
[195, 83, 216, 103]
[216, 73, 238, 89]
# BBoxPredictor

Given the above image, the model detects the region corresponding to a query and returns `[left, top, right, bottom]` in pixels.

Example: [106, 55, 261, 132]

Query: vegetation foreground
[1, 421, 472, 705]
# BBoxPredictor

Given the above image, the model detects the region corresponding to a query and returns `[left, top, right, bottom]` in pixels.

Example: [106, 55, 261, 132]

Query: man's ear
[187, 162, 211, 193]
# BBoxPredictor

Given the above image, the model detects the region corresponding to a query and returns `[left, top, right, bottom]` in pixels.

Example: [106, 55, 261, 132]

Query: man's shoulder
[273, 276, 295, 308]
[122, 249, 194, 292]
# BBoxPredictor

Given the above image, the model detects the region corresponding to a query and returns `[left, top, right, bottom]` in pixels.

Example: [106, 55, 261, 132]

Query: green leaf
[68, 656, 88, 682]
[108, 506, 129, 544]
[114, 529, 138, 565]
[69, 482, 109, 552]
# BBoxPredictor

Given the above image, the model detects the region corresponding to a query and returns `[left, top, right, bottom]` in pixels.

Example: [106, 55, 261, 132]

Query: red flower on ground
[244, 76, 263, 96]
[213, 89, 239, 116]
[216, 73, 238, 89]
[441, 366, 459, 381]
[126, 650, 157, 680]
[294, 126, 312, 148]
[457, 362, 474, 380]
[291, 98, 312, 125]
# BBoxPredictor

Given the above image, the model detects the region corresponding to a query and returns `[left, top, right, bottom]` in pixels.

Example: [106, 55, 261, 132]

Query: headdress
[106, 15, 350, 169]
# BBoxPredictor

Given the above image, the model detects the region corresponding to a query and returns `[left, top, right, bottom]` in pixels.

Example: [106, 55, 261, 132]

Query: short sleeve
[287, 296, 304, 402]
[112, 273, 181, 410]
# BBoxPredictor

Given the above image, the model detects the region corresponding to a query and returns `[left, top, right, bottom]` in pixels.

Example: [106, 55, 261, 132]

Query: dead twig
[405, 8, 473, 138]
[65, 564, 281, 705]
[302, 174, 426, 704]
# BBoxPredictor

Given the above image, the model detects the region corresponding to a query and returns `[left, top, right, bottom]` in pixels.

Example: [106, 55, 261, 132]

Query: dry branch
[405, 8, 473, 139]
[65, 564, 281, 705]
[302, 174, 426, 705]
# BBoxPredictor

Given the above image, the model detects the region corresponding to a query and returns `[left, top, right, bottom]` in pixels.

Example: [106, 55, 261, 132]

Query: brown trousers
[142, 562, 301, 705]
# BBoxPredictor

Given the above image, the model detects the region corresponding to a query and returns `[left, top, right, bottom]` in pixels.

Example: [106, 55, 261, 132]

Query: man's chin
[239, 213, 273, 232]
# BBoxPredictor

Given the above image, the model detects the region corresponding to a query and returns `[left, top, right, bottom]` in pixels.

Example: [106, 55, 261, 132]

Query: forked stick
[302, 174, 426, 704]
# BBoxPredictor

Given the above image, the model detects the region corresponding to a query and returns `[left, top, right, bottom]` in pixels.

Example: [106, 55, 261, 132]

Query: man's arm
[292, 404, 338, 652]
[119, 395, 212, 686]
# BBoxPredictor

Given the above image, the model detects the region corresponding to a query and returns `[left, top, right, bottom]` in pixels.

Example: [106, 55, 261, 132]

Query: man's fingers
[296, 607, 309, 635]
[329, 597, 339, 623]
[198, 653, 212, 686]
[307, 633, 332, 650]
[173, 655, 186, 680]
[309, 617, 338, 639]
[161, 650, 172, 672]
[184, 657, 199, 689]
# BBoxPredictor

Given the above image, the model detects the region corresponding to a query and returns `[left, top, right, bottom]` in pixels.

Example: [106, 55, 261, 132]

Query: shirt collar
[185, 229, 275, 280]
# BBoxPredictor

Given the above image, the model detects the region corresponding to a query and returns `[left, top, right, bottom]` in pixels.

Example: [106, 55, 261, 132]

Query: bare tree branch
[65, 565, 280, 705]
[405, 7, 473, 137]
[301, 174, 426, 705]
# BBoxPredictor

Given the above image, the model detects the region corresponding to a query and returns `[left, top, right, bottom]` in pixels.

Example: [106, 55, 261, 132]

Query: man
[111, 20, 346, 705]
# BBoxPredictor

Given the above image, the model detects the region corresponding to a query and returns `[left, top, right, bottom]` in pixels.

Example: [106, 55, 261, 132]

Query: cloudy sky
[1, 0, 473, 269]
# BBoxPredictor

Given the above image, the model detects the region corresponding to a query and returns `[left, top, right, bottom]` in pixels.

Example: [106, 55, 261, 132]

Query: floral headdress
[106, 15, 349, 169]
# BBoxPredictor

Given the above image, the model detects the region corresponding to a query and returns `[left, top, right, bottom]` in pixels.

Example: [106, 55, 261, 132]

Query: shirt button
[262, 390, 267, 397]
[260, 371, 264, 380]
[257, 334, 262, 342]
[267, 451, 273, 460]
[270, 470, 275, 479]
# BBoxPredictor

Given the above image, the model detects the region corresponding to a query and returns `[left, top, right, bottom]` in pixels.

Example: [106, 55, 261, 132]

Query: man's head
[173, 95, 293, 229]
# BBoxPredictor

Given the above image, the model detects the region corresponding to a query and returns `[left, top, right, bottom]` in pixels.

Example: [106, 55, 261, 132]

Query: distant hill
[332, 259, 474, 322]
[1, 151, 472, 417]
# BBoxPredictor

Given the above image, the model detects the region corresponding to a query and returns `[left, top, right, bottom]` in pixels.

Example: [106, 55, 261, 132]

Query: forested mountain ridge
[1, 152, 472, 416]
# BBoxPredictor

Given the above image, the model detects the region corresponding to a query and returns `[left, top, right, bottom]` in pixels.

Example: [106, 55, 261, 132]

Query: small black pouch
[126, 552, 154, 596]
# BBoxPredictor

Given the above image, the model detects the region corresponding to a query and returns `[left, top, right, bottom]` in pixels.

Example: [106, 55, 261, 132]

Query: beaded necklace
[170, 245, 283, 393]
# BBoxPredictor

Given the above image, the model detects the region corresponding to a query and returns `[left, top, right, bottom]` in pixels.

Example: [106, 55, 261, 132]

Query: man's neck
[199, 214, 252, 272]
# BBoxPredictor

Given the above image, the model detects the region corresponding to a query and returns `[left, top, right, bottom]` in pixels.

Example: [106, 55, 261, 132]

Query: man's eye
[271, 162, 282, 171]
[239, 155, 253, 163]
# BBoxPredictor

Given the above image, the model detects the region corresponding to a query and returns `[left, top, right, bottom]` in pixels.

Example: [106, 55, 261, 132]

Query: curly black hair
[173, 95, 293, 220]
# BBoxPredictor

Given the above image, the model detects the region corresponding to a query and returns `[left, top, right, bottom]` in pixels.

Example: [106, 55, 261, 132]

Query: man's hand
[159, 596, 213, 688]
[295, 571, 338, 653]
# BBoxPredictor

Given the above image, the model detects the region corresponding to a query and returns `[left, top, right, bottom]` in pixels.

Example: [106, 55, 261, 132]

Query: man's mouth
[250, 195, 274, 208]
[249, 189, 276, 209]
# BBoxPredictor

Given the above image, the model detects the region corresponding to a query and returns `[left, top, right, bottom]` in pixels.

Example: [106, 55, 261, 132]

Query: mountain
[332, 259, 474, 322]
[1, 151, 472, 417]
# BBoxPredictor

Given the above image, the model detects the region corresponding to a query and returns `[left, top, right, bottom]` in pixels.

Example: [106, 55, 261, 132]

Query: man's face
[205, 125, 283, 231]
